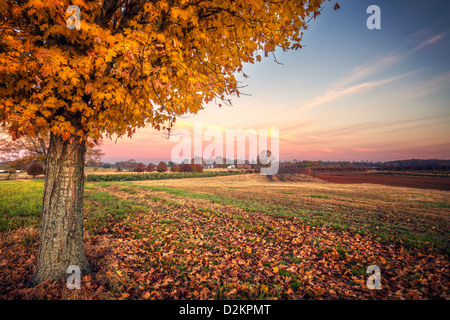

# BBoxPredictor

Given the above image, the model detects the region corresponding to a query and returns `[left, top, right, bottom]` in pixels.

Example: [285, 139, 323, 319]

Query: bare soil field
[312, 172, 450, 191]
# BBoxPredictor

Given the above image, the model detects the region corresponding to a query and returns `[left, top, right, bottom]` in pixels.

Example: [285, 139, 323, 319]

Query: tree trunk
[31, 133, 90, 284]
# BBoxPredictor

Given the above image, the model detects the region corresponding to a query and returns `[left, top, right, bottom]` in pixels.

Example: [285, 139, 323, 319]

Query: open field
[0, 173, 45, 181]
[0, 174, 449, 299]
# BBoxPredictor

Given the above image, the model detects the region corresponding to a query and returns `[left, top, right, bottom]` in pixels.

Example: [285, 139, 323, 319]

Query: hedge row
[86, 170, 248, 182]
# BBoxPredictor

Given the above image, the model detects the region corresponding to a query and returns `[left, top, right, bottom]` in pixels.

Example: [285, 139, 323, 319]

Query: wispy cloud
[292, 32, 446, 113]
[342, 32, 447, 86]
[338, 53, 404, 88]
[408, 32, 446, 54]
[352, 148, 374, 152]
[316, 148, 343, 153]
[306, 113, 450, 137]
[410, 70, 450, 99]
[298, 72, 410, 111]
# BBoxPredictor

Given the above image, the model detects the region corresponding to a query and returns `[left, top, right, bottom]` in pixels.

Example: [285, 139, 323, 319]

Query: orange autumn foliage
[0, 0, 326, 141]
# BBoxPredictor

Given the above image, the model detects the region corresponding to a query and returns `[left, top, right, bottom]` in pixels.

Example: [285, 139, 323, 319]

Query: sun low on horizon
[101, 0, 450, 164]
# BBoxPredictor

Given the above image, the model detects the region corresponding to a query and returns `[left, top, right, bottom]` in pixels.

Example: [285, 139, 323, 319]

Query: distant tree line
[105, 159, 204, 174]
[86, 170, 245, 182]
[273, 159, 450, 176]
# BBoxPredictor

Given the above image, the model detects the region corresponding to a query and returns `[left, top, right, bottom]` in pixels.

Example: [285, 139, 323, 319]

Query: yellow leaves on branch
[0, 0, 326, 141]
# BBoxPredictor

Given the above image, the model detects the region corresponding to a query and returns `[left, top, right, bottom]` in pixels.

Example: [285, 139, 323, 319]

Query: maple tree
[0, 0, 328, 284]
[134, 162, 146, 172]
[156, 161, 168, 172]
[146, 163, 156, 172]
[180, 163, 193, 172]
[26, 161, 44, 176]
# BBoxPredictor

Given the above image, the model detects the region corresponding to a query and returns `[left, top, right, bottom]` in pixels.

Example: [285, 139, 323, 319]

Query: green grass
[131, 185, 295, 218]
[0, 181, 146, 233]
[0, 181, 44, 231]
[335, 244, 349, 257]
[118, 187, 137, 194]
[160, 218, 175, 225]
[350, 266, 367, 277]
[310, 194, 329, 199]
[84, 191, 148, 232]
[420, 201, 450, 209]
[84, 183, 96, 190]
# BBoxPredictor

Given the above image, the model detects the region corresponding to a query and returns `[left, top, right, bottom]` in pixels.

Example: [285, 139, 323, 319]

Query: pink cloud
[352, 148, 375, 152]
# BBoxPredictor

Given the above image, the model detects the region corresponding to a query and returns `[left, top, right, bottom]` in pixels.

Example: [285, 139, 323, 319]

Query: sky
[101, 0, 450, 164]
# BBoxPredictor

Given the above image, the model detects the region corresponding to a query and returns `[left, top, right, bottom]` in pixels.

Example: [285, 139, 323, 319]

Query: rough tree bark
[31, 133, 91, 284]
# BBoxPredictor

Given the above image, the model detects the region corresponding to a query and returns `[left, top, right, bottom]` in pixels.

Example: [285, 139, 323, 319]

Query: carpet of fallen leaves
[0, 183, 449, 300]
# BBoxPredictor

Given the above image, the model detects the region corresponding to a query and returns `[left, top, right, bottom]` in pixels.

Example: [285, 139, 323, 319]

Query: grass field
[0, 174, 449, 299]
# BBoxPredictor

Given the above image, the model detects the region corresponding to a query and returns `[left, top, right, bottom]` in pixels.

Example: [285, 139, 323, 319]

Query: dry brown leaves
[0, 186, 448, 300]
